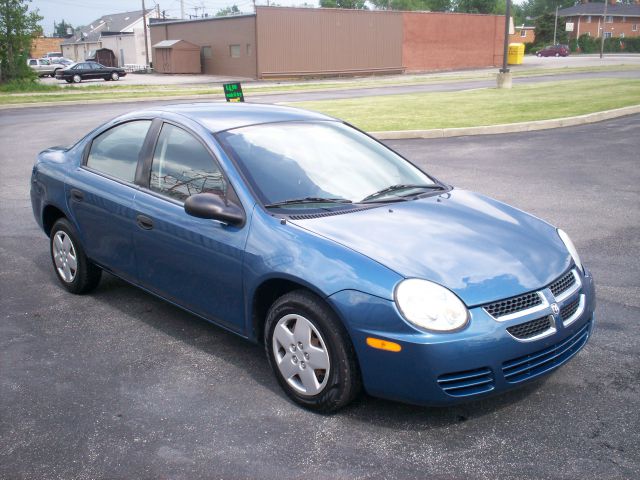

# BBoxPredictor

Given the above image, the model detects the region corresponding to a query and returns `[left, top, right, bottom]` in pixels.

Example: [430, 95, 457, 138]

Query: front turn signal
[366, 337, 402, 352]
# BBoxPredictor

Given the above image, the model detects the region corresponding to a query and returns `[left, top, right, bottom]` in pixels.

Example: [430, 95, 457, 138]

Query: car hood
[289, 189, 571, 306]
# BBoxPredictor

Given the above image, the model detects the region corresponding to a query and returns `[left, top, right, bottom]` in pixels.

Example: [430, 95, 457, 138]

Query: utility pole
[497, 0, 512, 88]
[600, 0, 608, 59]
[141, 0, 150, 70]
[156, 3, 160, 18]
[181, 0, 185, 19]
[553, 5, 558, 45]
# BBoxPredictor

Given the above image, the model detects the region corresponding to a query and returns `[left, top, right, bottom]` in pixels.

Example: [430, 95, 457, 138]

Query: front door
[132, 122, 248, 332]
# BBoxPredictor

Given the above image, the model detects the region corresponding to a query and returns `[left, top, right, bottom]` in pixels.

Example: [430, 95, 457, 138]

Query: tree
[0, 0, 43, 83]
[369, 0, 452, 11]
[53, 19, 72, 37]
[215, 5, 240, 17]
[454, 0, 497, 14]
[520, 0, 575, 22]
[319, 0, 367, 9]
[534, 11, 567, 45]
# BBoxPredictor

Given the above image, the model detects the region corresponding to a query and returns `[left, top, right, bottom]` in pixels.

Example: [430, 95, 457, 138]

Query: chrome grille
[483, 292, 542, 318]
[560, 297, 580, 321]
[507, 316, 553, 340]
[550, 270, 576, 298]
[437, 367, 495, 397]
[502, 321, 591, 383]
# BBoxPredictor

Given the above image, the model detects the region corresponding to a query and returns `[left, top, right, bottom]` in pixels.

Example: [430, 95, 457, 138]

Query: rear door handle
[70, 189, 84, 201]
[136, 214, 154, 230]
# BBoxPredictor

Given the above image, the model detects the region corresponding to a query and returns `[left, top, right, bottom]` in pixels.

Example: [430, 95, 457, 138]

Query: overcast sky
[32, 0, 317, 35]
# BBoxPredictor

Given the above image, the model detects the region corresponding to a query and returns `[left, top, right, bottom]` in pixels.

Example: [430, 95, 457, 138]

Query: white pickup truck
[27, 58, 66, 77]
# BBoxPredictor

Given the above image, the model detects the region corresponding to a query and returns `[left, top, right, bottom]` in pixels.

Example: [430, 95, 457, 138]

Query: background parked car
[537, 44, 570, 57]
[27, 58, 66, 77]
[44, 52, 63, 58]
[55, 57, 76, 66]
[55, 62, 126, 83]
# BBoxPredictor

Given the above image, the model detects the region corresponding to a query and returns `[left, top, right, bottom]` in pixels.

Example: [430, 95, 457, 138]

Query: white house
[61, 9, 157, 67]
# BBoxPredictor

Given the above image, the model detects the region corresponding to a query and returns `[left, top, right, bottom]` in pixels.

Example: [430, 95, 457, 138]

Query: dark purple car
[537, 45, 570, 57]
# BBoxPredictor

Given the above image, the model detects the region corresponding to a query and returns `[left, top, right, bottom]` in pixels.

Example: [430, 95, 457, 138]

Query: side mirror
[184, 193, 244, 226]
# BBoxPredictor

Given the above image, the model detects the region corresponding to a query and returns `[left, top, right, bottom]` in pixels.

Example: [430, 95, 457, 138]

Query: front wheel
[65, 78, 72, 83]
[50, 218, 102, 294]
[265, 290, 361, 412]
[72, 74, 82, 83]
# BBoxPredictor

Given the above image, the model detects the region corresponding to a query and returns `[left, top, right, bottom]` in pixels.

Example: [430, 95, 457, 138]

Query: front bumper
[329, 269, 596, 407]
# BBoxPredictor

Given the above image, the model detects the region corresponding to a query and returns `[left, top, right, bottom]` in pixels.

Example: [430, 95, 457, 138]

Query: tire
[537, 53, 542, 57]
[65, 78, 72, 83]
[111, 72, 119, 81]
[72, 74, 82, 83]
[555, 53, 560, 57]
[50, 218, 102, 294]
[264, 290, 361, 412]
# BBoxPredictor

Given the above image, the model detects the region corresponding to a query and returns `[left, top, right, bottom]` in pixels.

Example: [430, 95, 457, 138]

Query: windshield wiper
[264, 197, 353, 208]
[360, 184, 445, 203]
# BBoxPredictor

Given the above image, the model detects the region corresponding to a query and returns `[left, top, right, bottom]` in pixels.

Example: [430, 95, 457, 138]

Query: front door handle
[70, 188, 84, 201]
[136, 214, 154, 230]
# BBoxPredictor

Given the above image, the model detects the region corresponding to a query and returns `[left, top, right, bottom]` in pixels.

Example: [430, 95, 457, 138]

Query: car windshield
[218, 121, 438, 207]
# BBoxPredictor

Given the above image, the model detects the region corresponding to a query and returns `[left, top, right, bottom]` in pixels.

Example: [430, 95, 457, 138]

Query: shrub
[577, 34, 598, 54]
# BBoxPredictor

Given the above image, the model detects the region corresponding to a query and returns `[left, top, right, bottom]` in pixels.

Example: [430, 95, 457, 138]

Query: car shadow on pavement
[40, 259, 546, 426]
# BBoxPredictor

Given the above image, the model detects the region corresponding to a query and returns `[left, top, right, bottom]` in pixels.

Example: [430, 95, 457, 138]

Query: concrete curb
[370, 105, 640, 140]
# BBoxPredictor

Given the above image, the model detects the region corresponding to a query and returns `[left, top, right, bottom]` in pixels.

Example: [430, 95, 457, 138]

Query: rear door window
[86, 120, 152, 182]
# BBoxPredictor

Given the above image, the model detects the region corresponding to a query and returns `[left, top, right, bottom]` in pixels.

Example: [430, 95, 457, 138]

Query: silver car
[27, 58, 66, 78]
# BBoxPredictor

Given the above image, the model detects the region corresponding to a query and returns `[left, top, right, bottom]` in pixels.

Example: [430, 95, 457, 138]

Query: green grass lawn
[287, 78, 640, 131]
[1, 64, 638, 105]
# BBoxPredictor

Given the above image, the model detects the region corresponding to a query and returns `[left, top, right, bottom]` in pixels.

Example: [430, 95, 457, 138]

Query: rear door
[66, 119, 155, 282]
[132, 121, 249, 332]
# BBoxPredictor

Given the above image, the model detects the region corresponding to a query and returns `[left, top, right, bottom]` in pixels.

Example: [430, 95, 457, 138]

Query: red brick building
[559, 0, 640, 39]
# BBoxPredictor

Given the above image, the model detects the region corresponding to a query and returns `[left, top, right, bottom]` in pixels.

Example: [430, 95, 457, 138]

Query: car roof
[150, 102, 337, 133]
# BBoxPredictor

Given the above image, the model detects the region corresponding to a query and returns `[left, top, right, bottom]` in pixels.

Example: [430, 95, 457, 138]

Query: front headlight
[557, 228, 584, 273]
[395, 279, 469, 332]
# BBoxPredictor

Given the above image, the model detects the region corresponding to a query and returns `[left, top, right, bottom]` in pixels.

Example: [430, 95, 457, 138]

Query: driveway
[0, 106, 638, 479]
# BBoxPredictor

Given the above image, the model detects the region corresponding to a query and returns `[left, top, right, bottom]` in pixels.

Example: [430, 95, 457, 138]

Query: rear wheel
[265, 290, 361, 412]
[72, 74, 82, 83]
[50, 218, 101, 294]
[111, 72, 120, 81]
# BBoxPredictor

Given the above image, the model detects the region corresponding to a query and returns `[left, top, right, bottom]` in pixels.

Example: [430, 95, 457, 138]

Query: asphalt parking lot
[1, 105, 639, 479]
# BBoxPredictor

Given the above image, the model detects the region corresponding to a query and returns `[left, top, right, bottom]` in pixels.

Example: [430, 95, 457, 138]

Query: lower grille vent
[437, 367, 495, 397]
[502, 321, 591, 383]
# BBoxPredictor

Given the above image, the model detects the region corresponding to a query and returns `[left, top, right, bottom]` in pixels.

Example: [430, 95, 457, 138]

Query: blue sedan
[30, 103, 595, 412]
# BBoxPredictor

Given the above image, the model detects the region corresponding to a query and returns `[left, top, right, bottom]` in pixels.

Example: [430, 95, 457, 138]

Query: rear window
[86, 120, 151, 182]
